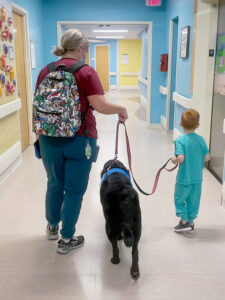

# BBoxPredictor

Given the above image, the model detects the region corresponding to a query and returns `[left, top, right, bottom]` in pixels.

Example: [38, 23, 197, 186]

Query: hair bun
[52, 46, 65, 56]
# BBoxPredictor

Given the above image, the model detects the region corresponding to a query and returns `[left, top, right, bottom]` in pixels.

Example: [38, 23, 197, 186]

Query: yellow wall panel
[0, 112, 20, 155]
[120, 76, 139, 86]
[119, 39, 142, 87]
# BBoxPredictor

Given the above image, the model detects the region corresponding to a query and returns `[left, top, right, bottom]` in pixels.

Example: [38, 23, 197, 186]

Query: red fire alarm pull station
[160, 54, 168, 72]
[146, 0, 161, 6]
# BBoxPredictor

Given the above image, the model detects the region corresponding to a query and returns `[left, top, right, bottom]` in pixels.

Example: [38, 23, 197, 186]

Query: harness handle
[115, 121, 178, 196]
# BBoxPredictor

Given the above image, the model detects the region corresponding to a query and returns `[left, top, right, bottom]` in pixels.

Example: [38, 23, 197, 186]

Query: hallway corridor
[0, 92, 224, 300]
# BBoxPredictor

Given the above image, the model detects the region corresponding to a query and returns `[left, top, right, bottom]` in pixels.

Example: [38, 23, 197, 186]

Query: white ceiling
[62, 23, 148, 41]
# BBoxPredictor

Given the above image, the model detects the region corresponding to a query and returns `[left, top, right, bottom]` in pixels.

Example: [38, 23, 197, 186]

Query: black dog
[100, 159, 142, 280]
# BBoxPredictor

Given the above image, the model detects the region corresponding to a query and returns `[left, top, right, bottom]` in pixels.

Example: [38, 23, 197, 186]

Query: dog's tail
[122, 225, 134, 247]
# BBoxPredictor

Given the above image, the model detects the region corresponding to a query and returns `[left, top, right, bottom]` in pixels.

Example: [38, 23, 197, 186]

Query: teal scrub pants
[174, 183, 202, 224]
[39, 135, 96, 239]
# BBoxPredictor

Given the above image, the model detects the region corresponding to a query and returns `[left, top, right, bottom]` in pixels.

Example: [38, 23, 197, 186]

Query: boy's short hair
[181, 109, 200, 130]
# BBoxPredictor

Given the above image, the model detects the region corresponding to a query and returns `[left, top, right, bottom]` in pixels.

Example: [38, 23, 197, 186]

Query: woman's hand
[88, 95, 128, 122]
[118, 108, 128, 122]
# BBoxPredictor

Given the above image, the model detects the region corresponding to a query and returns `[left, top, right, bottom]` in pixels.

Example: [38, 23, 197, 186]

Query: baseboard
[140, 94, 147, 110]
[0, 141, 22, 184]
[150, 123, 161, 129]
[173, 127, 182, 141]
[119, 86, 139, 91]
[0, 141, 21, 174]
[160, 115, 167, 129]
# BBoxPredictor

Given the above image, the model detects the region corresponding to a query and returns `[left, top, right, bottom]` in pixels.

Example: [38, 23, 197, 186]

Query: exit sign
[146, 0, 161, 6]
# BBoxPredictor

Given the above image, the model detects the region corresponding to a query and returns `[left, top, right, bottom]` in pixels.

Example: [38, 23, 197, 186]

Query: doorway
[167, 18, 179, 131]
[57, 21, 152, 127]
[96, 45, 109, 92]
[85, 47, 90, 65]
[13, 11, 29, 152]
[208, 0, 225, 182]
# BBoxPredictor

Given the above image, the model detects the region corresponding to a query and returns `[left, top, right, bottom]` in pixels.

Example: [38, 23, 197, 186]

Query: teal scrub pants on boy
[39, 135, 96, 239]
[174, 183, 202, 224]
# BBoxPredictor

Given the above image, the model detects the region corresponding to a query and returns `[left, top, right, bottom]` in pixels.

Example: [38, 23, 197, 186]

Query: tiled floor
[0, 91, 224, 300]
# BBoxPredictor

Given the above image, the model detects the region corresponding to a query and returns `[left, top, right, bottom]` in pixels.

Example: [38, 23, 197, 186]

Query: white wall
[192, 0, 219, 146]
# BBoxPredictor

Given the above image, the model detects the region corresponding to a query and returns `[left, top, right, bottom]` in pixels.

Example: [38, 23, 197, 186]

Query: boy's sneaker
[188, 223, 195, 233]
[174, 220, 191, 232]
[57, 236, 84, 254]
[46, 223, 59, 240]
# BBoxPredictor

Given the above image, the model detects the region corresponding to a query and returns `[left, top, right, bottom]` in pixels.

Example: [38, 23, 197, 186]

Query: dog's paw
[111, 257, 120, 264]
[130, 269, 140, 280]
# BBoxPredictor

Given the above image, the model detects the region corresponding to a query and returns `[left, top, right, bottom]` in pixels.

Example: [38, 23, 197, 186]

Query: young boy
[172, 109, 210, 233]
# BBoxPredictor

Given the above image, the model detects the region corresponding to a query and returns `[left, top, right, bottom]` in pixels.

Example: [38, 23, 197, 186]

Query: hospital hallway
[0, 91, 224, 300]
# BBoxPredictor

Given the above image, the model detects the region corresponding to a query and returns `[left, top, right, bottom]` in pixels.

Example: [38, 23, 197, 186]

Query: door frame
[95, 44, 110, 91]
[166, 18, 180, 131]
[57, 21, 153, 128]
[11, 2, 34, 144]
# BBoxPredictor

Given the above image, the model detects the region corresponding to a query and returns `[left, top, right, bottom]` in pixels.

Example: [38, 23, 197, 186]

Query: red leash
[115, 121, 178, 196]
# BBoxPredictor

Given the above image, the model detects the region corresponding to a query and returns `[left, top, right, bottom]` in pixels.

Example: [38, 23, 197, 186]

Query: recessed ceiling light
[93, 30, 128, 33]
[96, 36, 125, 39]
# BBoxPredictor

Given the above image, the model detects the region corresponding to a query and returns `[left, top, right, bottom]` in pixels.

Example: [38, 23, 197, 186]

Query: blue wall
[13, 0, 45, 91]
[165, 0, 194, 130]
[140, 28, 148, 80]
[169, 17, 178, 130]
[174, 103, 185, 133]
[167, 0, 194, 98]
[138, 28, 148, 108]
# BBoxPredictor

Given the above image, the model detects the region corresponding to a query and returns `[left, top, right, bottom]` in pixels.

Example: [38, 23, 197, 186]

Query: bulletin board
[214, 33, 225, 95]
[0, 0, 18, 106]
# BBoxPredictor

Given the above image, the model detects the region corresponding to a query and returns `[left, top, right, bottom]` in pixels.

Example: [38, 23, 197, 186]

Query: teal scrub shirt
[175, 133, 209, 185]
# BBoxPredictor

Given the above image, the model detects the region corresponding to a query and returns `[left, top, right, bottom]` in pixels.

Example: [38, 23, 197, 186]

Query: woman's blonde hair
[53, 29, 89, 56]
[181, 109, 200, 130]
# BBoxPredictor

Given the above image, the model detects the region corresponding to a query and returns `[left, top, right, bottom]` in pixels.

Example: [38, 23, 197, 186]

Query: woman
[35, 29, 128, 254]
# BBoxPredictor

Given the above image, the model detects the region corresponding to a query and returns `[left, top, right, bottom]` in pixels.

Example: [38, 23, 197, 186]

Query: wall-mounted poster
[214, 32, 225, 95]
[0, 0, 17, 105]
[180, 26, 190, 58]
[122, 54, 129, 64]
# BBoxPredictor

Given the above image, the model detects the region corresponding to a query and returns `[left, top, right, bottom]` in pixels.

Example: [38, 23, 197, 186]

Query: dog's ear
[112, 160, 127, 171]
[131, 189, 139, 202]
[100, 160, 113, 178]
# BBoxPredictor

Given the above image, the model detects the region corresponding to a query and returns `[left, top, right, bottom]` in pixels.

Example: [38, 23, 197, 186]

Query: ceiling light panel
[93, 30, 128, 33]
[96, 36, 125, 39]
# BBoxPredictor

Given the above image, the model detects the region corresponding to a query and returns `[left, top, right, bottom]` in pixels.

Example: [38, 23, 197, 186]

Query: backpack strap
[47, 62, 57, 73]
[68, 62, 89, 136]
[68, 62, 87, 73]
[47, 62, 87, 73]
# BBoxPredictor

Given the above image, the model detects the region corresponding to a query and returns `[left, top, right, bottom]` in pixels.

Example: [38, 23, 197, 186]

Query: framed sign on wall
[180, 26, 190, 58]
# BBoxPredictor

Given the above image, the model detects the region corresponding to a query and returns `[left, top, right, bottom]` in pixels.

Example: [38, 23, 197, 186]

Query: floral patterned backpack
[32, 62, 86, 137]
